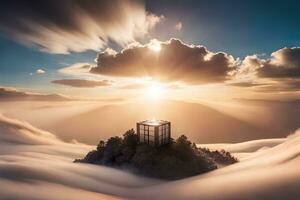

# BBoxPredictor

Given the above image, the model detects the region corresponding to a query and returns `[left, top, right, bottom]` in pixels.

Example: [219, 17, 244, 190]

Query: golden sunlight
[148, 40, 161, 52]
[145, 84, 165, 100]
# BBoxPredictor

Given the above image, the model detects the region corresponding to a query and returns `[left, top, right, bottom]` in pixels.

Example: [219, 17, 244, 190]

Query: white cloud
[58, 63, 94, 76]
[36, 69, 45, 74]
[175, 22, 183, 31]
[0, 114, 299, 200]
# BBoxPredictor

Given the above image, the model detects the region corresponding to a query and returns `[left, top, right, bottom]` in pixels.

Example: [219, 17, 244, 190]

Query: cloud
[54, 41, 299, 93]
[258, 47, 300, 78]
[231, 47, 300, 92]
[228, 82, 267, 87]
[36, 69, 45, 74]
[0, 0, 163, 54]
[0, 114, 158, 199]
[0, 86, 75, 101]
[0, 113, 60, 145]
[58, 63, 94, 76]
[235, 47, 300, 79]
[235, 48, 300, 80]
[175, 22, 182, 31]
[119, 83, 147, 90]
[0, 114, 299, 199]
[51, 79, 112, 88]
[91, 38, 236, 84]
[200, 138, 286, 157]
[146, 14, 165, 30]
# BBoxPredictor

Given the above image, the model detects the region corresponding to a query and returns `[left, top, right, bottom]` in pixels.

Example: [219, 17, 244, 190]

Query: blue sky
[147, 0, 300, 56]
[0, 0, 300, 93]
[0, 34, 97, 89]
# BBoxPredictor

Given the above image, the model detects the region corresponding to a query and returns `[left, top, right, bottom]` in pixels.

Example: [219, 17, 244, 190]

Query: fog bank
[0, 114, 299, 200]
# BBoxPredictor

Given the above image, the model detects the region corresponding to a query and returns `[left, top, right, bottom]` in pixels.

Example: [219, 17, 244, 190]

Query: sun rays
[147, 39, 161, 52]
[145, 84, 165, 100]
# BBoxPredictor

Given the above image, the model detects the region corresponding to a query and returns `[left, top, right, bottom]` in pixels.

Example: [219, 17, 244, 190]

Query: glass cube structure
[137, 120, 171, 146]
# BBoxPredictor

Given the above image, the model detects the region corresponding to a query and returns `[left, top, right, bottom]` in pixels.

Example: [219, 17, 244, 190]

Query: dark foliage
[75, 129, 238, 180]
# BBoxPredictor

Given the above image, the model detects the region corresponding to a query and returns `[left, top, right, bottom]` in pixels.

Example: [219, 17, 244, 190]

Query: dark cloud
[232, 47, 300, 93]
[257, 47, 300, 78]
[228, 82, 267, 88]
[91, 39, 236, 84]
[0, 87, 74, 101]
[51, 79, 111, 88]
[236, 47, 300, 79]
[0, 0, 163, 53]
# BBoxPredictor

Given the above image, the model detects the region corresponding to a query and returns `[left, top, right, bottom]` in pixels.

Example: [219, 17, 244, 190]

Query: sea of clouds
[0, 113, 299, 200]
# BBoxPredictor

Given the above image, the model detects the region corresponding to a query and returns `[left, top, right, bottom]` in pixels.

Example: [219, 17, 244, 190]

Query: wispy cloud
[0, 86, 75, 101]
[175, 22, 183, 31]
[58, 63, 94, 76]
[51, 79, 112, 88]
[0, 0, 164, 54]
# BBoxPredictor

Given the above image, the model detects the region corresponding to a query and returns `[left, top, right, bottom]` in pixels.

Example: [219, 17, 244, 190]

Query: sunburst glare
[148, 40, 161, 52]
[145, 84, 165, 100]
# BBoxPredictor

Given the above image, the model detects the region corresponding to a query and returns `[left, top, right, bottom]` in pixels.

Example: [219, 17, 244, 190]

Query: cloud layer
[0, 87, 74, 101]
[0, 114, 299, 200]
[92, 39, 236, 84]
[235, 48, 300, 79]
[51, 79, 111, 88]
[89, 39, 300, 93]
[258, 47, 300, 78]
[231, 47, 300, 92]
[0, 0, 163, 54]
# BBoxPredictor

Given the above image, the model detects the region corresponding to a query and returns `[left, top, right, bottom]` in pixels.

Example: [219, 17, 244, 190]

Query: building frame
[136, 120, 171, 146]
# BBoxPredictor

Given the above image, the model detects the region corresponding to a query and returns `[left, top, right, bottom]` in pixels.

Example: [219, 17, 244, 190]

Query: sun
[148, 40, 161, 52]
[145, 84, 164, 100]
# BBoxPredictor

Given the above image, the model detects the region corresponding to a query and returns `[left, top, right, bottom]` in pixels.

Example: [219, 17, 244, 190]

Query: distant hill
[53, 100, 276, 144]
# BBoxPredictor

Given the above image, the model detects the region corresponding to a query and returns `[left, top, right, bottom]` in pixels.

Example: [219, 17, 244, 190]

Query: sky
[0, 2, 299, 198]
[146, 0, 300, 55]
[0, 0, 299, 101]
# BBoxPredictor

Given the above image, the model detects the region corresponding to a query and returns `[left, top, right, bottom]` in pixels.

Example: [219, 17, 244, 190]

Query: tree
[123, 129, 137, 147]
[97, 140, 105, 152]
[173, 135, 194, 160]
[102, 136, 123, 164]
[176, 135, 191, 146]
